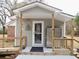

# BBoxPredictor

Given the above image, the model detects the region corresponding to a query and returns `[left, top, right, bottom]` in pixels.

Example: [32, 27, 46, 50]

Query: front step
[21, 52, 53, 55]
[22, 47, 71, 55]
[21, 49, 71, 55]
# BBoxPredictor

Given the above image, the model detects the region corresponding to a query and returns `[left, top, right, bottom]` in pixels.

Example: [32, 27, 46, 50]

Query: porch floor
[22, 47, 52, 53]
[21, 47, 71, 55]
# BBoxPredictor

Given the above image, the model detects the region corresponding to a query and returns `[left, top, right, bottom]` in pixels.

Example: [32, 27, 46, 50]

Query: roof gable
[22, 6, 53, 19]
[13, 1, 62, 13]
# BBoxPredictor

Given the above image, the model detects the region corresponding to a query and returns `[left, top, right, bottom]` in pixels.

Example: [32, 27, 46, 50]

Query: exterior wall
[23, 20, 32, 47]
[15, 18, 63, 47]
[15, 19, 63, 47]
[23, 19, 52, 47]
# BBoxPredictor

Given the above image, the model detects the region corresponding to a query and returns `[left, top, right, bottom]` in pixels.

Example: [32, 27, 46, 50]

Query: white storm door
[32, 21, 44, 47]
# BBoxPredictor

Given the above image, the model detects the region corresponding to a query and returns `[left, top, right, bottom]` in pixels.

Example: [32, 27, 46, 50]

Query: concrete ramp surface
[16, 55, 77, 59]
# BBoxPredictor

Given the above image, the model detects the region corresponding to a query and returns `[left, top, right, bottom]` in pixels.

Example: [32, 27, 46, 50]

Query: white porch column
[63, 21, 66, 37]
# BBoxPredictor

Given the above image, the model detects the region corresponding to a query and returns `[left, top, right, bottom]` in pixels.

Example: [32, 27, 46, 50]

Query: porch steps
[18, 51, 78, 59]
[21, 52, 53, 55]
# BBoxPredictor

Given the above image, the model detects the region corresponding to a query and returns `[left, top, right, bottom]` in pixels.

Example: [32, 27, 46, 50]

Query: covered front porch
[11, 2, 74, 55]
[15, 16, 72, 51]
[19, 18, 73, 55]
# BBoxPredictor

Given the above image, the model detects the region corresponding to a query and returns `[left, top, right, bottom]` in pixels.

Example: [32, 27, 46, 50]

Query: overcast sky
[45, 0, 79, 16]
[16, 0, 79, 16]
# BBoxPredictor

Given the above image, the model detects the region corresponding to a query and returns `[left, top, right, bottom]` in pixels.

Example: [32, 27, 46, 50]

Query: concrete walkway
[15, 55, 77, 59]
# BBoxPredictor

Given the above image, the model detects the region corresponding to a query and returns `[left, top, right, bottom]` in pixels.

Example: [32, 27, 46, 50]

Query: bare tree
[0, 0, 17, 47]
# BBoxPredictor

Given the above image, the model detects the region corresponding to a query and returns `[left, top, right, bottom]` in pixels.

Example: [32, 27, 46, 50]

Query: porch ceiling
[10, 12, 73, 22]
[21, 12, 73, 22]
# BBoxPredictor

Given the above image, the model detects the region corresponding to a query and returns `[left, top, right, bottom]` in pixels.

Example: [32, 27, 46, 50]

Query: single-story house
[8, 1, 74, 50]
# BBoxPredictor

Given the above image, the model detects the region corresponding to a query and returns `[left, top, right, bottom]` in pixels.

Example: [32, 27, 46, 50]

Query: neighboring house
[5, 20, 15, 40]
[9, 0, 75, 54]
